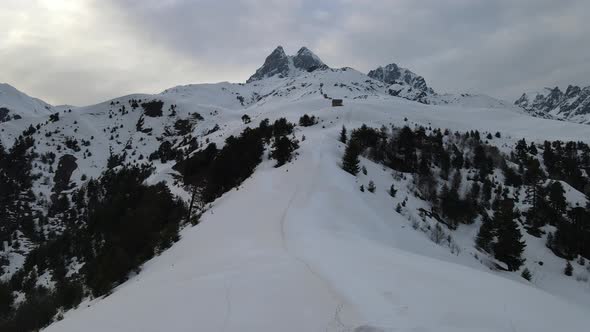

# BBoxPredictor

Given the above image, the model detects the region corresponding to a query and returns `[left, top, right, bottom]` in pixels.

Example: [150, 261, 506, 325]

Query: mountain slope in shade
[0, 83, 54, 122]
[515, 85, 590, 124]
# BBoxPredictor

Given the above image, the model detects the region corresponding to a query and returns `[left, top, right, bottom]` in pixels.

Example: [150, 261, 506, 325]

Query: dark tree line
[0, 135, 36, 244]
[175, 118, 298, 222]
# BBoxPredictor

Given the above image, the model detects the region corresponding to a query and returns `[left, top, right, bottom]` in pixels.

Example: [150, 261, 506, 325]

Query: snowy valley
[0, 47, 589, 331]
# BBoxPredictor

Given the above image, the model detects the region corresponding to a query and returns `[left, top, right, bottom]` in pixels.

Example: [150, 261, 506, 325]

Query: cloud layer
[1, 0, 589, 105]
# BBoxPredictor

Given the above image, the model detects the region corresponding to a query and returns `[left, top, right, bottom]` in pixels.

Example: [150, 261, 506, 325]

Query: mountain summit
[247, 46, 329, 83]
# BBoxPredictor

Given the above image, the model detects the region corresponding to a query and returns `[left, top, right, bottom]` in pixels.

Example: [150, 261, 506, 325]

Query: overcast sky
[1, 0, 589, 105]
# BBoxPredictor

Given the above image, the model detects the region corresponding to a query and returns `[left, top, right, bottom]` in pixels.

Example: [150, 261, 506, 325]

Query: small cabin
[332, 99, 343, 107]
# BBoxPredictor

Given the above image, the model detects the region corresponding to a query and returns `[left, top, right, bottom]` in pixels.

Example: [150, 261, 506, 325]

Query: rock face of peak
[368, 63, 435, 104]
[368, 63, 433, 94]
[247, 46, 329, 83]
[515, 85, 590, 124]
[246, 46, 290, 83]
[292, 47, 328, 72]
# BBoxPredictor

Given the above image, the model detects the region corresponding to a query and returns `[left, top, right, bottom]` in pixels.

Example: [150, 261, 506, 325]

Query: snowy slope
[43, 97, 590, 331]
[0, 83, 54, 122]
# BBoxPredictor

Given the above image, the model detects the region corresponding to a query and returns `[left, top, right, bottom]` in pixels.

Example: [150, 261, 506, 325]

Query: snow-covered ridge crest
[0, 83, 54, 122]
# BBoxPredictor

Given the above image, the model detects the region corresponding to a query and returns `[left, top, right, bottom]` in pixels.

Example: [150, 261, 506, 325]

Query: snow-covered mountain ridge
[0, 46, 589, 331]
[0, 83, 54, 123]
[515, 85, 590, 124]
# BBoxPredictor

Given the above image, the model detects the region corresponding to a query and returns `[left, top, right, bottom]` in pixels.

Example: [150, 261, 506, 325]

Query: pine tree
[546, 232, 554, 249]
[342, 140, 361, 175]
[339, 126, 347, 143]
[564, 261, 573, 276]
[493, 199, 526, 271]
[389, 184, 397, 198]
[367, 181, 376, 193]
[270, 136, 299, 167]
[521, 268, 532, 281]
[475, 215, 495, 253]
[548, 181, 566, 213]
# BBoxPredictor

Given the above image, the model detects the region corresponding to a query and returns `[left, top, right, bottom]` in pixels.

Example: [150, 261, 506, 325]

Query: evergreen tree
[389, 184, 397, 198]
[547, 181, 566, 213]
[270, 136, 299, 167]
[524, 158, 544, 185]
[339, 126, 347, 143]
[515, 138, 529, 162]
[521, 268, 532, 281]
[342, 140, 361, 175]
[475, 214, 495, 253]
[367, 181, 376, 193]
[298, 114, 316, 127]
[451, 145, 464, 169]
[0, 281, 13, 318]
[564, 261, 573, 276]
[492, 200, 526, 271]
[542, 141, 557, 176]
[439, 148, 451, 180]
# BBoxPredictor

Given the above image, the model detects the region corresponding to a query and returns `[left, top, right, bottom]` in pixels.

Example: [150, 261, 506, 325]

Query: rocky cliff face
[368, 63, 435, 104]
[368, 63, 432, 94]
[247, 46, 329, 83]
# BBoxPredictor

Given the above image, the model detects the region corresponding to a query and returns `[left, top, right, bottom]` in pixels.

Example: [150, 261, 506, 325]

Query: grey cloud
[1, 0, 589, 104]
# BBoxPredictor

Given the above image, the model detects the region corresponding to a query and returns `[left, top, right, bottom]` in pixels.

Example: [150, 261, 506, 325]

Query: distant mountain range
[515, 85, 590, 124]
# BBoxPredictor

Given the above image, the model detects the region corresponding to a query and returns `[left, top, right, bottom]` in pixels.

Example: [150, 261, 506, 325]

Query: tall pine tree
[493, 199, 526, 271]
[339, 126, 347, 143]
[342, 140, 361, 175]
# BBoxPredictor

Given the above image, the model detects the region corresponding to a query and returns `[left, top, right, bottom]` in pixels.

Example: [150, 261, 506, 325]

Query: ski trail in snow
[277, 133, 361, 331]
[221, 281, 232, 332]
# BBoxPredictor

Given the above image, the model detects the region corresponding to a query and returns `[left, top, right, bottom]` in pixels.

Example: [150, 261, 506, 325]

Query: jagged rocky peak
[515, 85, 590, 124]
[247, 46, 329, 83]
[292, 46, 328, 72]
[367, 63, 433, 94]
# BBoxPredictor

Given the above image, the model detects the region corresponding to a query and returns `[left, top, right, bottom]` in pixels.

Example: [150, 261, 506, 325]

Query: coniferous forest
[342, 124, 590, 271]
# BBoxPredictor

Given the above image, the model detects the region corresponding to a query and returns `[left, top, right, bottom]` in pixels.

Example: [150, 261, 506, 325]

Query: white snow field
[42, 91, 590, 331]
